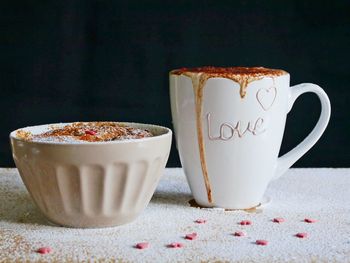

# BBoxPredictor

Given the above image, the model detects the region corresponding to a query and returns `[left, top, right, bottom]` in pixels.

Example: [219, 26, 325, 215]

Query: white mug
[170, 67, 331, 209]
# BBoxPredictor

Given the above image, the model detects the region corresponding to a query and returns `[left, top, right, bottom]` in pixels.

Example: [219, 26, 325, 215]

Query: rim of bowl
[10, 122, 172, 146]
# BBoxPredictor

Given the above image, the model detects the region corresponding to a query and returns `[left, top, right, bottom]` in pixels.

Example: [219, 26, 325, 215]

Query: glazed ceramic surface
[170, 73, 330, 209]
[10, 123, 172, 228]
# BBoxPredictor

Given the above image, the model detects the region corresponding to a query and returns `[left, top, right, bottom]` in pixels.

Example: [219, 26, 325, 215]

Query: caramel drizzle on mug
[171, 68, 286, 204]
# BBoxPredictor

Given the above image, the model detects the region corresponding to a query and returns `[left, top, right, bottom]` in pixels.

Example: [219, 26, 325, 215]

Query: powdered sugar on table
[0, 168, 349, 262]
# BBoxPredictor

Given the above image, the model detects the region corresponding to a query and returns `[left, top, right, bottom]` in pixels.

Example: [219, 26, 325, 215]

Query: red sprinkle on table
[233, 231, 246, 237]
[240, 220, 252, 225]
[304, 218, 317, 223]
[135, 242, 149, 249]
[85, 130, 97, 135]
[195, 219, 207, 224]
[168, 242, 184, 248]
[185, 233, 197, 240]
[36, 247, 52, 254]
[256, 240, 268, 246]
[273, 217, 285, 223]
[296, 233, 308, 238]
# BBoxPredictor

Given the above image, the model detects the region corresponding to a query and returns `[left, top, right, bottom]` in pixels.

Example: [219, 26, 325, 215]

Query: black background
[1, 0, 349, 167]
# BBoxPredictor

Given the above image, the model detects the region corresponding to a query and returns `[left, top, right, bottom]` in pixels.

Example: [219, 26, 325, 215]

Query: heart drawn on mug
[256, 86, 277, 111]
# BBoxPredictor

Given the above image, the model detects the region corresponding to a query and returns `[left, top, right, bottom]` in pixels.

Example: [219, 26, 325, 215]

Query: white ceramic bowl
[10, 122, 172, 228]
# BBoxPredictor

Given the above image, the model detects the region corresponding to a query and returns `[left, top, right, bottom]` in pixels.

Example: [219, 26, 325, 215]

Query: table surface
[0, 168, 349, 262]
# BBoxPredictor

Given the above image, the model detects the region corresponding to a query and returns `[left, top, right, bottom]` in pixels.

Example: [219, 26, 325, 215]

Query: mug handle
[273, 83, 331, 180]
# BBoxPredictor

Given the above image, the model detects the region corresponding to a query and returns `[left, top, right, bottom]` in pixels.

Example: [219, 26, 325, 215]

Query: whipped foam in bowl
[11, 121, 171, 144]
[10, 122, 172, 228]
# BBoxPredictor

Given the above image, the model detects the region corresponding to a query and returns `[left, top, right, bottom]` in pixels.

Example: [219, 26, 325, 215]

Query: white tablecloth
[0, 168, 349, 262]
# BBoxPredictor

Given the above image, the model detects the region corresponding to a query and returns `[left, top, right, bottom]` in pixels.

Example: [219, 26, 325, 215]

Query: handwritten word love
[207, 113, 266, 141]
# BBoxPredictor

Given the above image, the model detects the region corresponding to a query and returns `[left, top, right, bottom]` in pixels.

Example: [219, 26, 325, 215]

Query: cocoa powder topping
[170, 66, 287, 77]
[16, 122, 153, 143]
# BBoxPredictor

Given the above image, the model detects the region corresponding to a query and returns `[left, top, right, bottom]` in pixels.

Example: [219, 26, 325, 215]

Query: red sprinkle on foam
[256, 240, 268, 246]
[168, 242, 184, 248]
[85, 130, 97, 135]
[233, 231, 246, 237]
[296, 233, 308, 238]
[185, 233, 197, 240]
[36, 247, 52, 254]
[135, 242, 149, 249]
[195, 219, 207, 224]
[240, 220, 252, 225]
[304, 218, 317, 223]
[273, 217, 285, 223]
